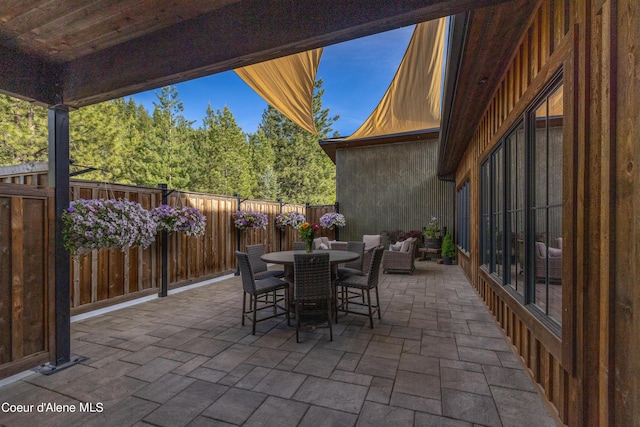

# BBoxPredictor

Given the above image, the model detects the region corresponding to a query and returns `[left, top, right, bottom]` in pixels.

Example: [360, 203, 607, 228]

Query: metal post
[158, 184, 168, 297]
[235, 194, 242, 275]
[278, 198, 283, 251]
[334, 201, 340, 241]
[34, 105, 85, 375]
[49, 105, 71, 366]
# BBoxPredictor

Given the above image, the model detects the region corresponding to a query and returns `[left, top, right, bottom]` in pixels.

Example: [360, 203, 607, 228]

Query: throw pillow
[400, 239, 411, 252]
[389, 242, 402, 251]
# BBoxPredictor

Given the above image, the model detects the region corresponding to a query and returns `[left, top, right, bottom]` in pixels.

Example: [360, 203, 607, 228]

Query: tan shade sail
[235, 48, 323, 135]
[346, 18, 446, 140]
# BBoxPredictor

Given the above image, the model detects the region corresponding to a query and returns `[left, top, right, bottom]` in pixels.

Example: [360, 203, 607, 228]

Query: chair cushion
[363, 234, 381, 249]
[389, 242, 402, 251]
[337, 266, 363, 278]
[254, 269, 285, 280]
[336, 274, 369, 289]
[330, 241, 348, 250]
[254, 277, 288, 294]
[400, 239, 411, 252]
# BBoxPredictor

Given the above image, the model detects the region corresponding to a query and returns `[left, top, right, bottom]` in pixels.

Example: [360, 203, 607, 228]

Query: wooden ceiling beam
[0, 44, 62, 106]
[61, 0, 511, 107]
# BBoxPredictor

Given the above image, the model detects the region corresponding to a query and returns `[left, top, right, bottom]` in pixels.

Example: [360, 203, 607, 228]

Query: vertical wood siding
[454, 0, 572, 424]
[336, 139, 454, 243]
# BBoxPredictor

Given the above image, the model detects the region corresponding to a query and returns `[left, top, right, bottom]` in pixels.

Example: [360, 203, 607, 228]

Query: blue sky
[131, 25, 415, 137]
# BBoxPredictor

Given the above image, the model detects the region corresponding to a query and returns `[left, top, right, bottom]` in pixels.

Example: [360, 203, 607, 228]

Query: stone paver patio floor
[0, 260, 559, 426]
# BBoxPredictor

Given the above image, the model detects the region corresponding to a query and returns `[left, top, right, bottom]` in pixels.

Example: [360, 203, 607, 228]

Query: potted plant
[441, 231, 455, 265]
[422, 216, 442, 249]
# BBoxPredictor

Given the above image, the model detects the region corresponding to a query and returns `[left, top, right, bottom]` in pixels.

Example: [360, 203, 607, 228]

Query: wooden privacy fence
[67, 180, 336, 311]
[0, 179, 336, 377]
[0, 183, 54, 379]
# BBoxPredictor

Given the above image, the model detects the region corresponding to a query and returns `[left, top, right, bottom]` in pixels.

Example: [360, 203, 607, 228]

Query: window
[479, 75, 563, 332]
[480, 145, 505, 279]
[530, 82, 563, 324]
[456, 180, 470, 252]
[506, 122, 525, 296]
[481, 161, 490, 266]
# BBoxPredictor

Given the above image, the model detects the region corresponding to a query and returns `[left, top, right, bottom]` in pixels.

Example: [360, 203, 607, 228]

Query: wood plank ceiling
[0, 0, 513, 108]
[438, 0, 539, 176]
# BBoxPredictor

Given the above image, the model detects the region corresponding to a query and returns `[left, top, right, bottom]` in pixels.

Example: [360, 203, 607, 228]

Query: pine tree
[69, 101, 126, 182]
[200, 105, 253, 196]
[151, 86, 194, 189]
[0, 94, 48, 165]
[256, 79, 338, 204]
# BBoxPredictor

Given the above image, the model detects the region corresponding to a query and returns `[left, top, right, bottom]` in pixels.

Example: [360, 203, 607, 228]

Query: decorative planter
[423, 236, 442, 249]
[443, 256, 453, 265]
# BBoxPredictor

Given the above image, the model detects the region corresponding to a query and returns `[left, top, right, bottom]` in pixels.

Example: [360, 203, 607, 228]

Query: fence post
[235, 194, 242, 275]
[158, 184, 169, 297]
[278, 198, 288, 251]
[334, 201, 340, 241]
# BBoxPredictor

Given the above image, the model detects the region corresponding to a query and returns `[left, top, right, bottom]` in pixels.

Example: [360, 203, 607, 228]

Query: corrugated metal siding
[336, 139, 454, 243]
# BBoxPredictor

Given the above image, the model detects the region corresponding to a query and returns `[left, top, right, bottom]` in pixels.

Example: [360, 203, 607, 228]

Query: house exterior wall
[336, 139, 454, 243]
[454, 0, 640, 425]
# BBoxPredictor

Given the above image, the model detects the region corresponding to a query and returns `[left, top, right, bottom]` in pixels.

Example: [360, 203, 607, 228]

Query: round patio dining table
[260, 249, 360, 267]
[261, 249, 360, 299]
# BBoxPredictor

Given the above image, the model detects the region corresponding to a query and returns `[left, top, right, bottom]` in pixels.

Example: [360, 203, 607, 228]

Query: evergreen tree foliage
[0, 81, 338, 206]
[0, 94, 47, 165]
[69, 101, 126, 182]
[248, 130, 279, 200]
[198, 105, 253, 196]
[150, 86, 194, 189]
[256, 79, 338, 204]
[114, 97, 156, 186]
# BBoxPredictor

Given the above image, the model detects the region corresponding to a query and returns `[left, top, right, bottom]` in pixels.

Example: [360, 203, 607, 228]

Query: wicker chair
[337, 241, 365, 279]
[293, 252, 333, 342]
[292, 241, 307, 251]
[236, 251, 289, 335]
[534, 242, 562, 282]
[382, 237, 417, 274]
[335, 247, 385, 328]
[362, 234, 382, 268]
[246, 244, 285, 280]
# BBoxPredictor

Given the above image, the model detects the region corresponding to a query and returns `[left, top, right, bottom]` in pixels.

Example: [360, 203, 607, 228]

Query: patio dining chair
[337, 241, 365, 279]
[292, 241, 307, 251]
[335, 247, 384, 328]
[246, 244, 285, 280]
[236, 251, 289, 335]
[293, 252, 333, 342]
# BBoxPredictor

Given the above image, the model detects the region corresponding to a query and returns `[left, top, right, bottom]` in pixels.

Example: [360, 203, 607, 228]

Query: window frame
[456, 179, 470, 254]
[479, 71, 564, 335]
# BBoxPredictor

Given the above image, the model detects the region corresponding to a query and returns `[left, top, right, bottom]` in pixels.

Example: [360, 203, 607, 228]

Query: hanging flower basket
[319, 212, 346, 229]
[151, 205, 207, 237]
[233, 210, 268, 230]
[275, 211, 306, 230]
[62, 198, 157, 256]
